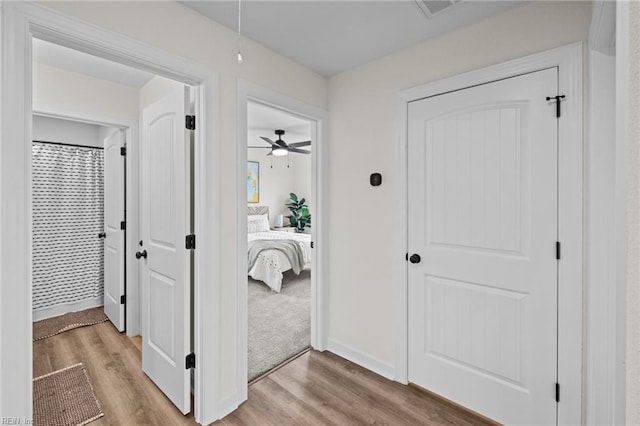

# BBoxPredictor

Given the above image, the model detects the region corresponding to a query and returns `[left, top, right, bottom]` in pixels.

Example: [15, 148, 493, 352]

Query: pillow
[247, 214, 269, 233]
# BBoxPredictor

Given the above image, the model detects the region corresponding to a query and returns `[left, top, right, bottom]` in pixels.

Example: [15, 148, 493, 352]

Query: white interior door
[407, 68, 558, 425]
[141, 86, 191, 414]
[103, 129, 125, 331]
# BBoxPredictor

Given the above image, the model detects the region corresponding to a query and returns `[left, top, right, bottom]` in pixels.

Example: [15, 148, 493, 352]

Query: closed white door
[141, 86, 191, 414]
[103, 129, 125, 331]
[407, 68, 558, 425]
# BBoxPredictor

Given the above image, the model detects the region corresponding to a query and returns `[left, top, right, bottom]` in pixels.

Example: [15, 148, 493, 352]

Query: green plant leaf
[290, 193, 298, 202]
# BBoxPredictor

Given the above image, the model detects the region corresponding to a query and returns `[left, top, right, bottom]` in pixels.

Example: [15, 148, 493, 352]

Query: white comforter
[248, 231, 311, 292]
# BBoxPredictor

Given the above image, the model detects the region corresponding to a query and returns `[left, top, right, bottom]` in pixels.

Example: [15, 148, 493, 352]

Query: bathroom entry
[31, 36, 198, 420]
[31, 116, 122, 322]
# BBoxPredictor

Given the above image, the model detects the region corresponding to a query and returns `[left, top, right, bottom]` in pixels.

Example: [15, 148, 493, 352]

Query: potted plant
[286, 192, 311, 233]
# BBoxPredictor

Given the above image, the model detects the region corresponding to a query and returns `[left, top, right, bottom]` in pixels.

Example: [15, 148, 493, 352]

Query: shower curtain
[32, 141, 104, 312]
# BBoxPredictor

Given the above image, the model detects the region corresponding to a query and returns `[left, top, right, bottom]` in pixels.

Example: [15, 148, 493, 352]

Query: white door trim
[586, 2, 619, 424]
[394, 42, 583, 425]
[0, 3, 222, 424]
[235, 80, 328, 404]
[614, 2, 630, 423]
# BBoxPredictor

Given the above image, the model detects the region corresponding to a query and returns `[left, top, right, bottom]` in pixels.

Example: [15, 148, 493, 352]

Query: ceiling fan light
[272, 147, 288, 156]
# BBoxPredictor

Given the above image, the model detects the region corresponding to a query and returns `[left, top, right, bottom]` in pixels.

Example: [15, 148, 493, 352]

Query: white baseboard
[326, 338, 395, 381]
[32, 297, 103, 321]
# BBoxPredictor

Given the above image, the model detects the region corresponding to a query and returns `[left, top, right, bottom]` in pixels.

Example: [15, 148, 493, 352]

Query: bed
[247, 206, 311, 292]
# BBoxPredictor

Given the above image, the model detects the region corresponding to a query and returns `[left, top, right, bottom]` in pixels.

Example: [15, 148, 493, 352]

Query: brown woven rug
[33, 363, 104, 426]
[33, 307, 108, 341]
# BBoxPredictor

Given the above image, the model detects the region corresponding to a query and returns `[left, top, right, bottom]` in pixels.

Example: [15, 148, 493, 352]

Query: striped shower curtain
[32, 142, 104, 311]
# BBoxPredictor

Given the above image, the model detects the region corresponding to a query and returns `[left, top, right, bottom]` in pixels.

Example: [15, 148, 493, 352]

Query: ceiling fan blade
[260, 136, 277, 146]
[266, 151, 273, 156]
[289, 148, 311, 155]
[288, 141, 311, 148]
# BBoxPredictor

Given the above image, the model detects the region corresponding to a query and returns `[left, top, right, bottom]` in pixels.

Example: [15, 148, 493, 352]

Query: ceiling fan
[260, 129, 310, 156]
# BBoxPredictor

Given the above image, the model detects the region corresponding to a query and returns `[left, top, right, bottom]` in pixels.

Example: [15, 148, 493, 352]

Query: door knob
[135, 250, 147, 259]
[98, 232, 106, 239]
[409, 254, 421, 264]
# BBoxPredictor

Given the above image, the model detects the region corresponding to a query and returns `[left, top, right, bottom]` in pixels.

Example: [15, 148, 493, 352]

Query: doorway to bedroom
[246, 101, 314, 382]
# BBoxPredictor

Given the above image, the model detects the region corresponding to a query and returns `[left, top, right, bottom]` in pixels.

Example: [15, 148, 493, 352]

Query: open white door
[407, 69, 558, 424]
[103, 129, 126, 331]
[141, 86, 192, 414]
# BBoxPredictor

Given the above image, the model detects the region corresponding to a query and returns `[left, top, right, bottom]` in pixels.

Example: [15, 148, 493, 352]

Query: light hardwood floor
[33, 321, 196, 425]
[218, 350, 494, 426]
[34, 321, 492, 426]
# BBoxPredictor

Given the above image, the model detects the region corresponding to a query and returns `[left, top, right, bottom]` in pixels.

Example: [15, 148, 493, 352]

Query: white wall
[32, 115, 104, 148]
[39, 0, 327, 411]
[139, 75, 183, 110]
[326, 1, 591, 368]
[247, 136, 311, 229]
[33, 62, 139, 125]
[98, 126, 121, 142]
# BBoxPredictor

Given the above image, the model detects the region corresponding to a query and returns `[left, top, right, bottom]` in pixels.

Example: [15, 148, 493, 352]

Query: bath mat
[33, 363, 104, 426]
[33, 307, 108, 341]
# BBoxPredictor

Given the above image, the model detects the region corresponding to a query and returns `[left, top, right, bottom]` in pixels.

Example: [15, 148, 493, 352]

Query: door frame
[0, 3, 222, 424]
[394, 43, 583, 424]
[586, 1, 621, 424]
[236, 80, 328, 402]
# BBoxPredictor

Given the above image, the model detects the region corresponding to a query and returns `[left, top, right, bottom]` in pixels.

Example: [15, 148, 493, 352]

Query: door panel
[103, 130, 125, 331]
[141, 86, 191, 415]
[408, 68, 558, 425]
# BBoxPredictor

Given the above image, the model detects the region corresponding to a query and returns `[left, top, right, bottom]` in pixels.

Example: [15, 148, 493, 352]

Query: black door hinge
[120, 221, 126, 230]
[185, 234, 196, 250]
[311, 241, 314, 249]
[546, 95, 566, 118]
[120, 295, 126, 305]
[185, 353, 196, 369]
[555, 382, 560, 402]
[405, 253, 408, 261]
[186, 115, 196, 130]
[556, 241, 561, 260]
[120, 146, 126, 156]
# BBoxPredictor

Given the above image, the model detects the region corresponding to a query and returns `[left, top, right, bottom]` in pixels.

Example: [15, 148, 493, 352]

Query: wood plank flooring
[34, 321, 492, 426]
[33, 321, 196, 425]
[217, 350, 493, 426]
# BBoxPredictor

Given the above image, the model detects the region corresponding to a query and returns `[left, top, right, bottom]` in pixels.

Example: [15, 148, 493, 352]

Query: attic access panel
[415, 0, 462, 18]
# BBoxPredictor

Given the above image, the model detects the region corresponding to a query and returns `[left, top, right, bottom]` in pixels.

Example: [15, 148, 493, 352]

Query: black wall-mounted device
[370, 173, 382, 187]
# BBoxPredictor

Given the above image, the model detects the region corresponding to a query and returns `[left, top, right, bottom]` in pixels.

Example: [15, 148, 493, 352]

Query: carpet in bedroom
[249, 267, 310, 381]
